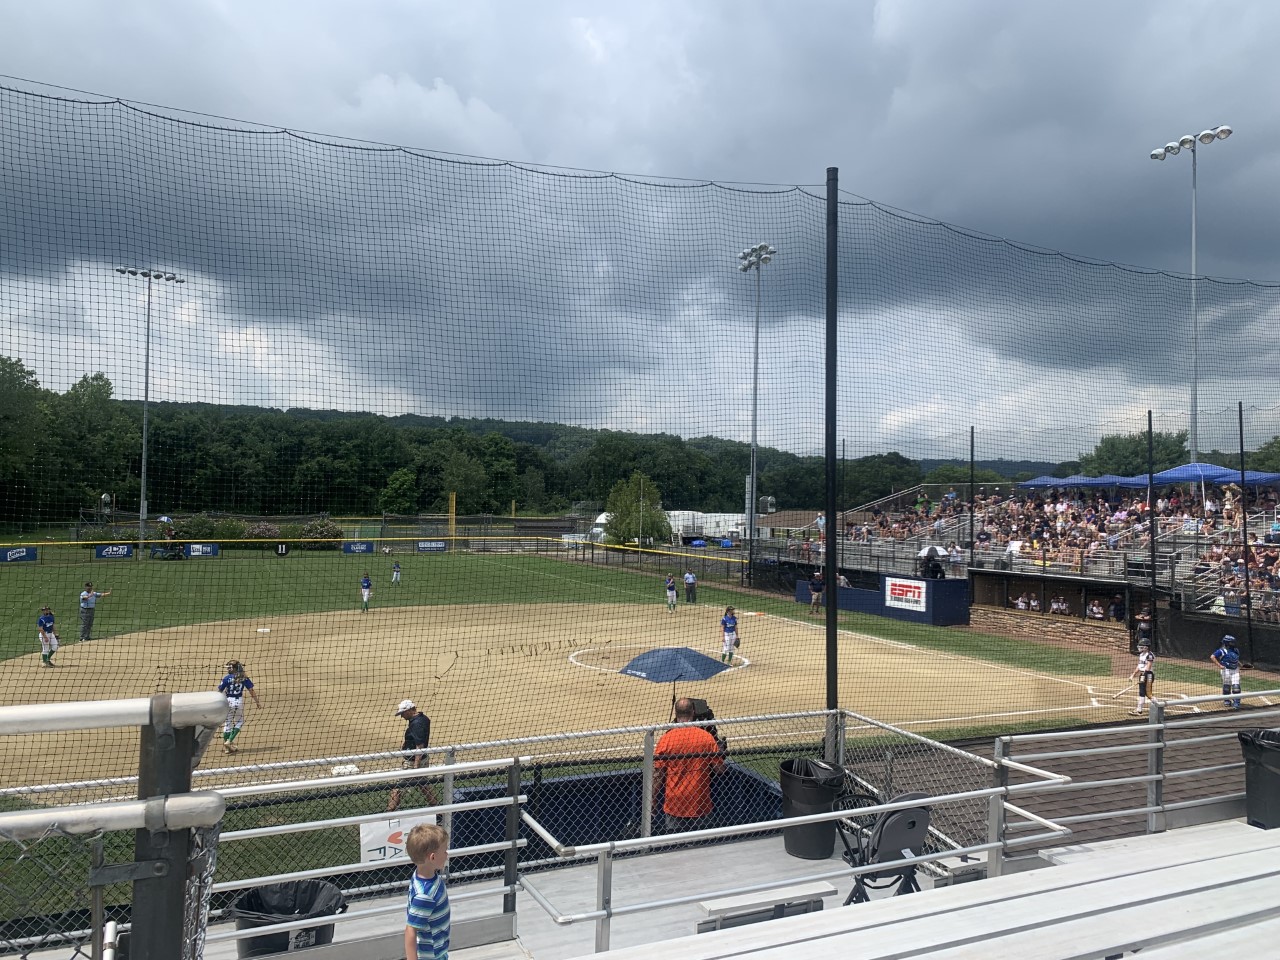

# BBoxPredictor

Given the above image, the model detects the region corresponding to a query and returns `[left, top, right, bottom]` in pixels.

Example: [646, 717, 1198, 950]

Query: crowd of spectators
[1191, 535, 1280, 623]
[838, 483, 1280, 578]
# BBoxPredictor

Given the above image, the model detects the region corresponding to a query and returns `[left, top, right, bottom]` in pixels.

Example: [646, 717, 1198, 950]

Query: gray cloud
[2, 2, 1280, 462]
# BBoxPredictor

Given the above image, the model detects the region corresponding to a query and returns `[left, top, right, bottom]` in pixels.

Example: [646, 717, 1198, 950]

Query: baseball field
[0, 543, 1248, 789]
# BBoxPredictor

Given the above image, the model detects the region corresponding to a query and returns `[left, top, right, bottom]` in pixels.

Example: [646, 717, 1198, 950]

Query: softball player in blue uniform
[720, 606, 740, 664]
[1210, 634, 1242, 710]
[218, 660, 261, 753]
[361, 573, 374, 612]
[37, 605, 58, 667]
[665, 575, 678, 613]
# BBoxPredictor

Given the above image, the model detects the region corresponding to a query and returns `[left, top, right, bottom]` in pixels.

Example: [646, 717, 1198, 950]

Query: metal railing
[0, 692, 228, 960]
[996, 688, 1280, 847]
[513, 708, 1070, 952]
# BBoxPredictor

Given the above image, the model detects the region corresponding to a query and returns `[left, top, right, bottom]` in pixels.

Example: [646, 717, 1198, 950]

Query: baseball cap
[40, 604, 51, 611]
[395, 699, 415, 715]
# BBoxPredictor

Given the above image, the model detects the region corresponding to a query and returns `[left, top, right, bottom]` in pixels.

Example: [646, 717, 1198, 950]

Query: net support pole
[1239, 402, 1256, 663]
[1147, 412, 1159, 651]
[132, 693, 195, 960]
[824, 166, 840, 712]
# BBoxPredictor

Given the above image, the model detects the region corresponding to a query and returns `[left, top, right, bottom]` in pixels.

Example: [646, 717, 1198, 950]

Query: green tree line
[5, 357, 1277, 527]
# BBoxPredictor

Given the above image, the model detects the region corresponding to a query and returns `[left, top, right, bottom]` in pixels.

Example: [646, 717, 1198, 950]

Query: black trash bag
[1238, 730, 1280, 830]
[231, 880, 347, 957]
[780, 758, 845, 859]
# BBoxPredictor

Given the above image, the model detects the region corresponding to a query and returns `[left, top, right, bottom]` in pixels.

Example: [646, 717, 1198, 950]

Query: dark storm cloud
[4, 0, 1280, 455]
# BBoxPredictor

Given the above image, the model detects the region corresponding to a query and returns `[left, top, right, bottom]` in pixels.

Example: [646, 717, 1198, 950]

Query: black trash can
[1239, 730, 1280, 829]
[779, 758, 845, 859]
[231, 880, 347, 957]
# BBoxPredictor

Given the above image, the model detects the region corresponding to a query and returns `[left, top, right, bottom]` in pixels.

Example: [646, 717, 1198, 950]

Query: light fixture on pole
[1150, 124, 1231, 464]
[116, 266, 186, 554]
[738, 241, 776, 584]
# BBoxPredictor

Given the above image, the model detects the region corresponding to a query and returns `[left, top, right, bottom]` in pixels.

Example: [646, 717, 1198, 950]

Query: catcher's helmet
[226, 660, 244, 674]
[1223, 634, 1237, 646]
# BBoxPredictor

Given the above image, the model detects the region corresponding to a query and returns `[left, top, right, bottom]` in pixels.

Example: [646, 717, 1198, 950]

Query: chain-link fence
[193, 709, 993, 912]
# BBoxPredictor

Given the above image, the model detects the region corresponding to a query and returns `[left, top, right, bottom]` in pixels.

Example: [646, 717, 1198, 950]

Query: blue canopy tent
[1242, 470, 1280, 486]
[1091, 474, 1150, 489]
[1017, 476, 1060, 488]
[1151, 463, 1238, 485]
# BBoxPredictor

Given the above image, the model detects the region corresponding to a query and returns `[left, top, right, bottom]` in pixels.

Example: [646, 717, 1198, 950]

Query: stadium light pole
[1150, 124, 1232, 465]
[116, 267, 186, 554]
[738, 242, 775, 586]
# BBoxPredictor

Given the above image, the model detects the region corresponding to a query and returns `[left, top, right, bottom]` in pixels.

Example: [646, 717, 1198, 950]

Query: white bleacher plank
[1135, 914, 1280, 958]
[913, 875, 1280, 960]
[699, 881, 837, 917]
[1039, 819, 1271, 865]
[600, 842, 1280, 959]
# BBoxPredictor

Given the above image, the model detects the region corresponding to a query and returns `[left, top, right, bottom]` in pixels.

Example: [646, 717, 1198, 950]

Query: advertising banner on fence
[359, 813, 438, 864]
[94, 544, 134, 560]
[184, 543, 220, 557]
[884, 577, 927, 612]
[0, 546, 37, 563]
[416, 540, 448, 553]
[342, 541, 376, 555]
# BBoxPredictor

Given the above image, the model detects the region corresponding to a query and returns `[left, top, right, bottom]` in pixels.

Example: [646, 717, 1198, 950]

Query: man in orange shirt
[654, 698, 725, 833]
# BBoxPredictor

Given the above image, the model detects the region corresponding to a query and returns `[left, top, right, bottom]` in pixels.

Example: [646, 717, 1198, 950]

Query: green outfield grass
[0, 546, 1116, 679]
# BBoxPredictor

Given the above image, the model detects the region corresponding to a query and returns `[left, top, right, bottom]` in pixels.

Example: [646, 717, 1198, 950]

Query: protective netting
[4, 82, 1280, 797]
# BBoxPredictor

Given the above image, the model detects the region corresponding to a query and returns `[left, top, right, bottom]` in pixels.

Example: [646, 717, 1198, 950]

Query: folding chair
[836, 790, 931, 906]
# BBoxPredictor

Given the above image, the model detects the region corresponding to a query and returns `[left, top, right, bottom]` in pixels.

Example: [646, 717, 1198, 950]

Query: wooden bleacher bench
[696, 880, 837, 933]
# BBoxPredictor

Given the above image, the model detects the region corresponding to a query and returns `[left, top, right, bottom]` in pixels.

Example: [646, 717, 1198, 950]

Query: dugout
[969, 568, 1132, 623]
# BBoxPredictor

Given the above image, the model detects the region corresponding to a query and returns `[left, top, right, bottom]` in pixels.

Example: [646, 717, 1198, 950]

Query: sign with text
[342, 540, 375, 554]
[359, 813, 438, 864]
[884, 577, 926, 612]
[94, 544, 134, 560]
[416, 540, 448, 553]
[184, 543, 220, 558]
[0, 546, 37, 563]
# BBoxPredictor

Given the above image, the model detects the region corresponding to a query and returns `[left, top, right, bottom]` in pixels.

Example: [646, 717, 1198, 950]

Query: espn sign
[885, 577, 926, 612]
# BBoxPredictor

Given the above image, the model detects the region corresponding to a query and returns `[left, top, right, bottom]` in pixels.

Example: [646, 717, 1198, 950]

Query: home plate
[257, 628, 271, 633]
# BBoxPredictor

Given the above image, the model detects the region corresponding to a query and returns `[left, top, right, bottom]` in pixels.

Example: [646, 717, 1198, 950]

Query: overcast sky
[2, 0, 1279, 463]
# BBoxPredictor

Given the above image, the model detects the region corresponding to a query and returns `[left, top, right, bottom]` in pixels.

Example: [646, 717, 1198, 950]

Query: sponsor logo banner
[416, 540, 448, 553]
[95, 544, 134, 560]
[184, 543, 220, 557]
[342, 541, 375, 554]
[0, 546, 37, 563]
[885, 577, 926, 611]
[359, 813, 438, 864]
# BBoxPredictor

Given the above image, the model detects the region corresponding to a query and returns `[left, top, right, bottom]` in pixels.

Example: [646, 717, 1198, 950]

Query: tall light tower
[1150, 124, 1232, 464]
[738, 242, 776, 584]
[116, 267, 186, 553]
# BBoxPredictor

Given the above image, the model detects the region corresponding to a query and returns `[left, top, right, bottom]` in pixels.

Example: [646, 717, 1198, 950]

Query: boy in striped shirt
[404, 823, 450, 960]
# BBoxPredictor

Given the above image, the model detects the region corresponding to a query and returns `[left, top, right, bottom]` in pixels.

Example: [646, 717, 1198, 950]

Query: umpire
[387, 699, 439, 812]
